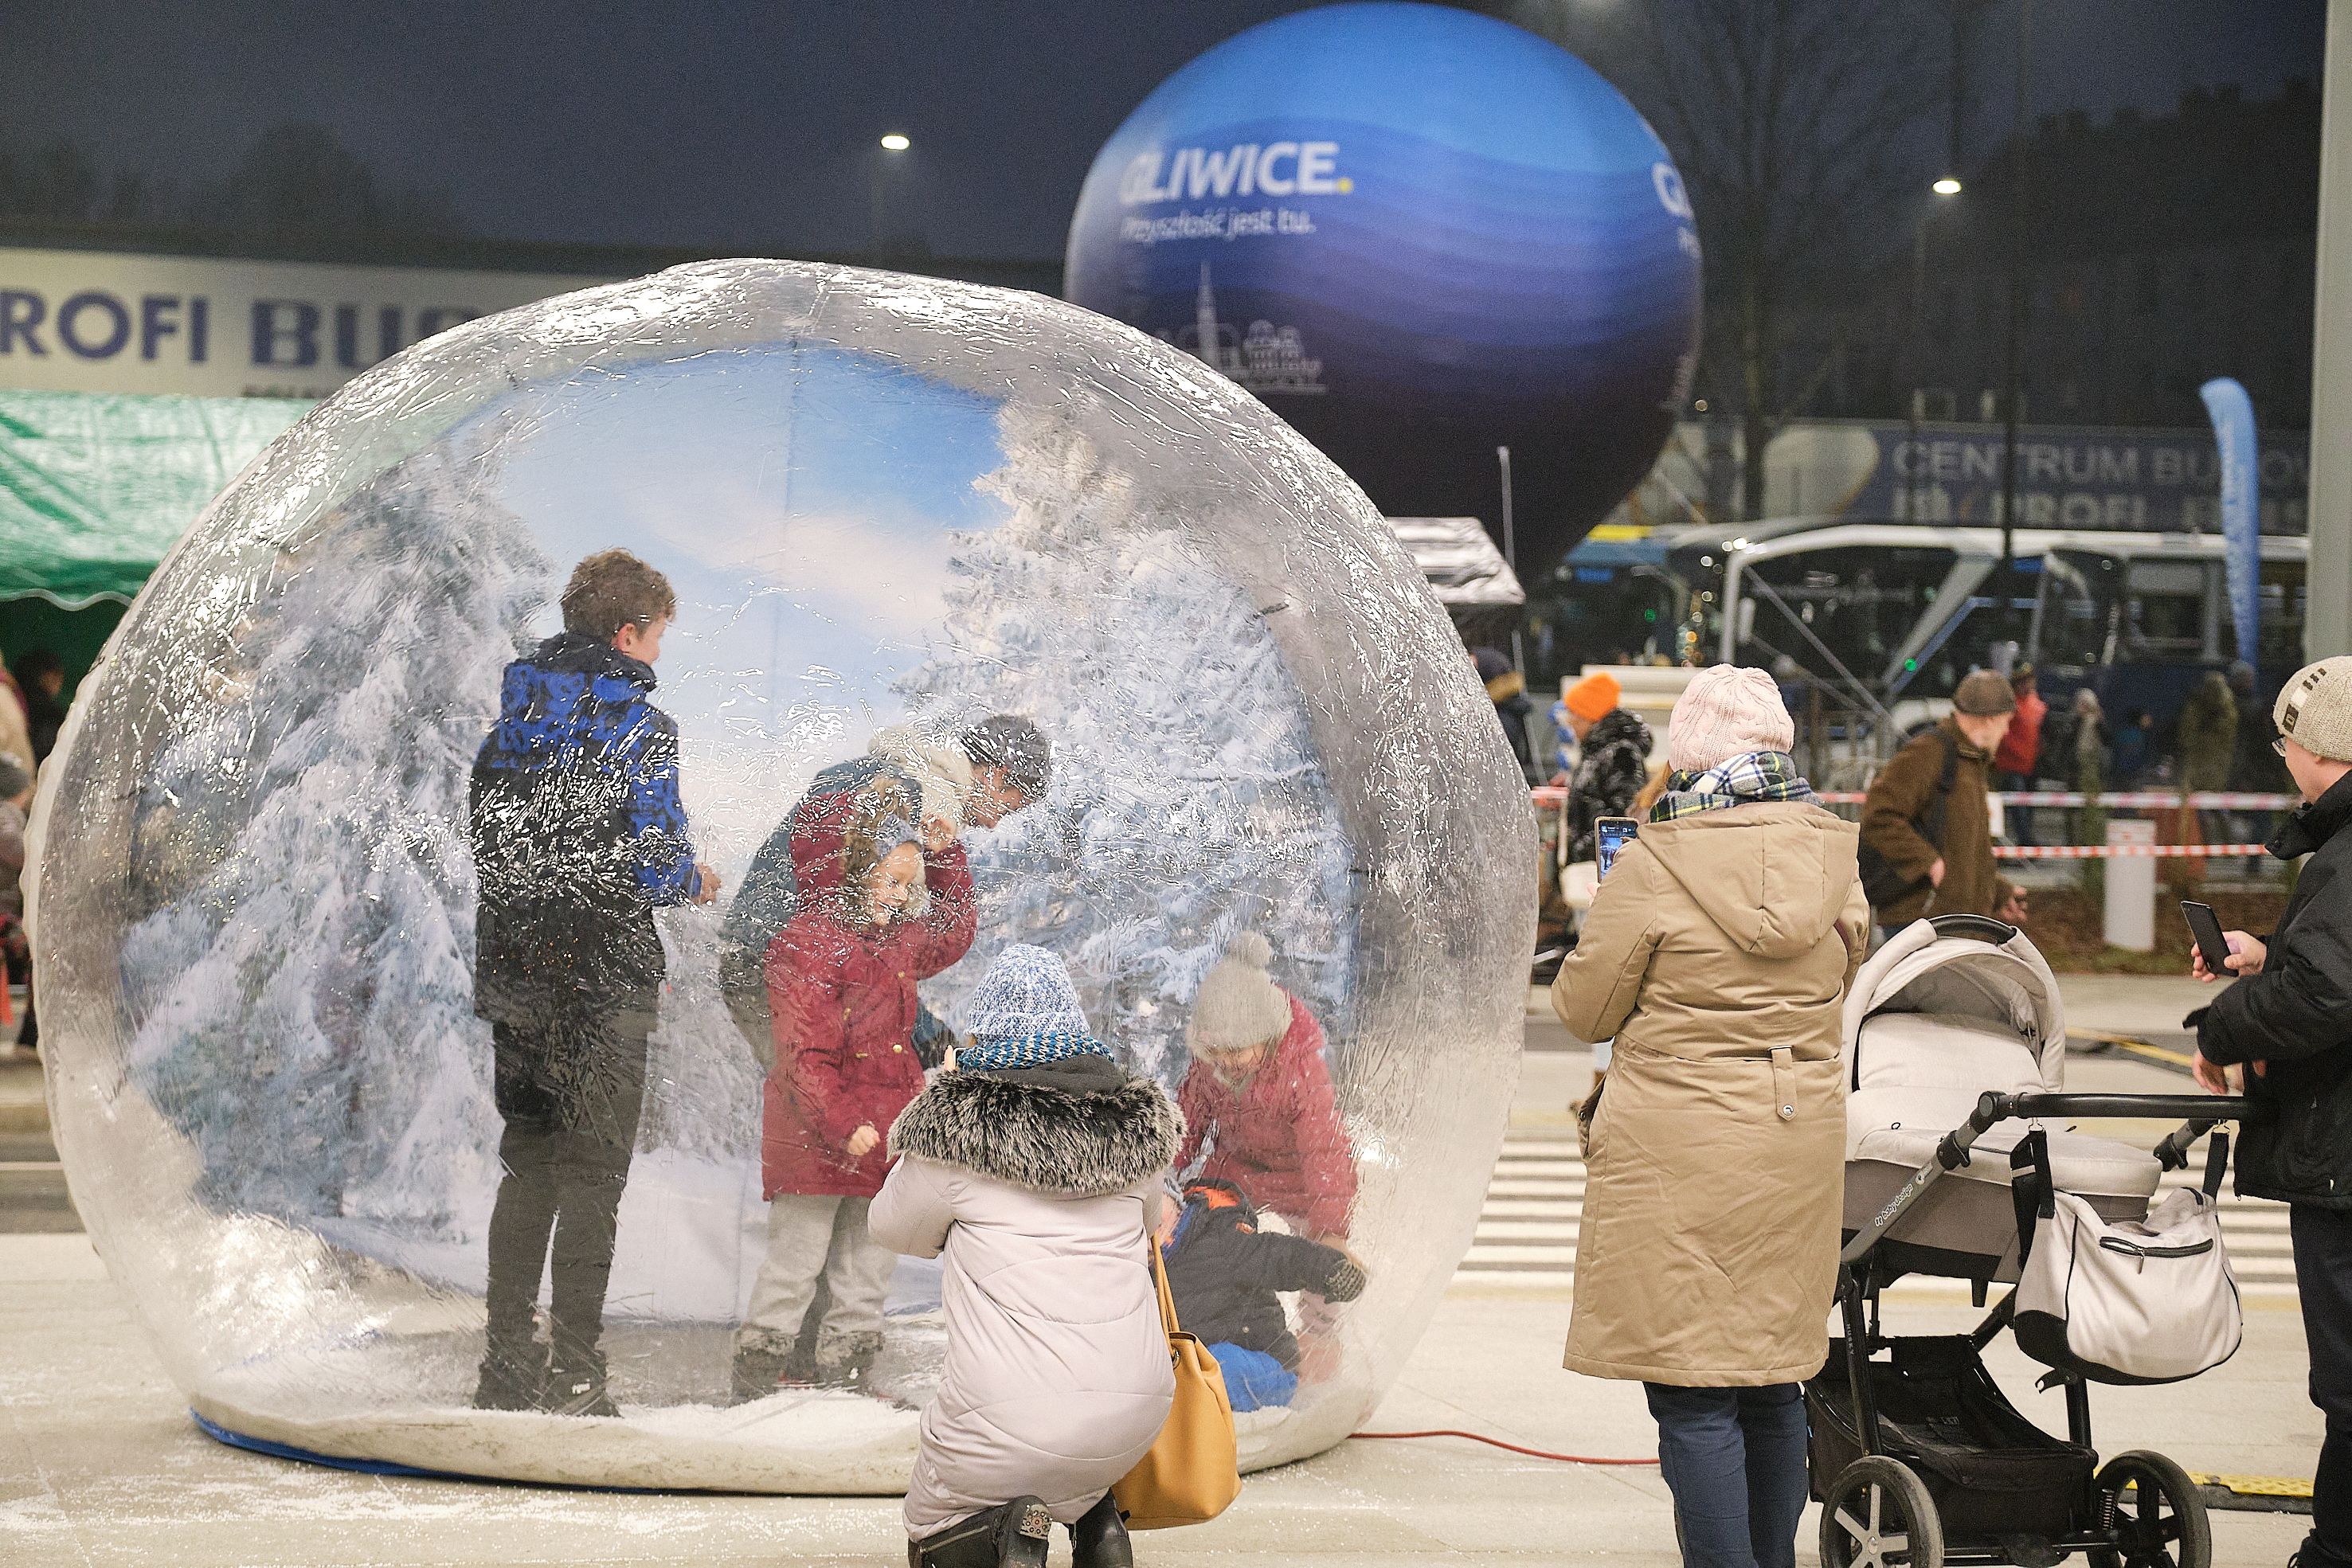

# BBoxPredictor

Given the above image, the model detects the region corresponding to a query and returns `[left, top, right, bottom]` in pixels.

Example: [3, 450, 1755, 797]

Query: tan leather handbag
[1111, 1241, 1240, 1529]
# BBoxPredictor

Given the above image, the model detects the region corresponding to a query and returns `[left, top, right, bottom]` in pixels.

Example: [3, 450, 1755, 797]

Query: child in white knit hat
[1176, 933, 1358, 1385]
[1175, 933, 1357, 1244]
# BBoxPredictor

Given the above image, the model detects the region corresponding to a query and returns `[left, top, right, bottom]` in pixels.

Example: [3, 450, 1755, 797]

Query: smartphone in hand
[1595, 816, 1639, 879]
[2181, 900, 2235, 976]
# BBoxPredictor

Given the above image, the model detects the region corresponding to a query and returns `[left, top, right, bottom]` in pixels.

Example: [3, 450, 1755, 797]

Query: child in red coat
[1176, 933, 1358, 1384]
[731, 776, 975, 1403]
[1175, 932, 1357, 1244]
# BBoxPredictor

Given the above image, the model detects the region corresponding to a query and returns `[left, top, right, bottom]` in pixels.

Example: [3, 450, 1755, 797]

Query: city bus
[1710, 522, 2309, 730]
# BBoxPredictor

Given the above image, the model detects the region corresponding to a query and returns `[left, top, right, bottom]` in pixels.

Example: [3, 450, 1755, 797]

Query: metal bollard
[2103, 819, 2157, 949]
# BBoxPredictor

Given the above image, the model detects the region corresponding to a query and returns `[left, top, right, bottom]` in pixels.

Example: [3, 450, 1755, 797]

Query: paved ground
[0, 980, 2319, 1566]
[0, 1049, 72, 1234]
[2, 1221, 2315, 1565]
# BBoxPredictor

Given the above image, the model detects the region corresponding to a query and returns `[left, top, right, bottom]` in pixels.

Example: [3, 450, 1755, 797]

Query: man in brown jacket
[1861, 670, 2017, 938]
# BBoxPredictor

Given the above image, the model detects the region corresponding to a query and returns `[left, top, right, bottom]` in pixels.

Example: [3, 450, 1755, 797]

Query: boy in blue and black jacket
[468, 549, 717, 1416]
[1160, 1179, 1365, 1412]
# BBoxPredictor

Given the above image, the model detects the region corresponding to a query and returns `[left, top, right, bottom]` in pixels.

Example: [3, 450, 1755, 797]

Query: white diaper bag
[2008, 1128, 2242, 1385]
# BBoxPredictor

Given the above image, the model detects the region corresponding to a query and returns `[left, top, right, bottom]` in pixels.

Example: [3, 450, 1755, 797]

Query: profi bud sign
[0, 247, 613, 398]
[1117, 142, 1351, 203]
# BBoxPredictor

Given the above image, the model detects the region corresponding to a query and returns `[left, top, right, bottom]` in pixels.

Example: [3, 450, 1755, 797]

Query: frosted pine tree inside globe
[30, 261, 1532, 1488]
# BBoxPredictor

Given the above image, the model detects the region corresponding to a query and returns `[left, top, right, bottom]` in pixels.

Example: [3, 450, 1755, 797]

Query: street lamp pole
[1497, 444, 1523, 674]
[1912, 179, 1963, 524]
[871, 133, 910, 255]
[1998, 0, 2033, 572]
[1910, 221, 1926, 523]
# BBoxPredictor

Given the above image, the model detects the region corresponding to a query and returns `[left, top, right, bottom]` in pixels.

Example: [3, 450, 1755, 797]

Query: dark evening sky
[1, 0, 2326, 259]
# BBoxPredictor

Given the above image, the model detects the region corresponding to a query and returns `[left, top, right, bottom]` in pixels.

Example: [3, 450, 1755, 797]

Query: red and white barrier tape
[1991, 843, 2270, 858]
[1536, 788, 2297, 810]
[1815, 791, 2297, 807]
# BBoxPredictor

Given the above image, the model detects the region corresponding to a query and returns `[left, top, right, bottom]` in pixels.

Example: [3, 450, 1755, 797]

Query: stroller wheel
[2091, 1450, 2211, 1568]
[1819, 1456, 1943, 1568]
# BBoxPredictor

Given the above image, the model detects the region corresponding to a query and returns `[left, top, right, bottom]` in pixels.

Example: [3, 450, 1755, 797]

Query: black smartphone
[2181, 900, 2235, 976]
[1595, 817, 1639, 878]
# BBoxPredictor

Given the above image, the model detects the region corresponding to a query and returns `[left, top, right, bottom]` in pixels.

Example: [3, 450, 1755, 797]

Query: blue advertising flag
[2199, 377, 2260, 673]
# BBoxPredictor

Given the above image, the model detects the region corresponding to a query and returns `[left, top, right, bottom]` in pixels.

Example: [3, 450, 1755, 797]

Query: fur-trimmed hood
[889, 1069, 1183, 1197]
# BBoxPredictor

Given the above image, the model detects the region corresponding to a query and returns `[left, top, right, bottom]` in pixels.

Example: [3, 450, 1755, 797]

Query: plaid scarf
[1650, 750, 1819, 822]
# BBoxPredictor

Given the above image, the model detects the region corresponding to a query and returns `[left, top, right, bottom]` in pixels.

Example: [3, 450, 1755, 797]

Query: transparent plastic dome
[30, 260, 1534, 1489]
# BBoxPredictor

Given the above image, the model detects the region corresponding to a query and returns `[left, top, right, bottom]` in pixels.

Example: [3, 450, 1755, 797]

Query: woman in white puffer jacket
[872, 944, 1180, 1568]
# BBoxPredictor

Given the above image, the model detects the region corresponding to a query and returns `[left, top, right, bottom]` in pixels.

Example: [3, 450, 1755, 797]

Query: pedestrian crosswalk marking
[1452, 1132, 2299, 1297]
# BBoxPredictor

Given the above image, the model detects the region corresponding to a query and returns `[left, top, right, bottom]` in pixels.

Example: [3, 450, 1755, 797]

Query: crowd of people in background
[1532, 648, 2352, 1568]
[1982, 658, 2287, 803]
[0, 643, 61, 1056]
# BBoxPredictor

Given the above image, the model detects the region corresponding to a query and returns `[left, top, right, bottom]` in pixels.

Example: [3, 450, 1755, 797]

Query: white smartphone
[1595, 816, 1639, 878]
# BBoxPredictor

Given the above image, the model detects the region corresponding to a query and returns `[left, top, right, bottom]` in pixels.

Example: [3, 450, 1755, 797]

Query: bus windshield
[1732, 545, 1957, 686]
[2033, 549, 2123, 670]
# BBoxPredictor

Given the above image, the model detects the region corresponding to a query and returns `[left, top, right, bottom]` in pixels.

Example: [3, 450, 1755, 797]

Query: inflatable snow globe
[30, 261, 1534, 1488]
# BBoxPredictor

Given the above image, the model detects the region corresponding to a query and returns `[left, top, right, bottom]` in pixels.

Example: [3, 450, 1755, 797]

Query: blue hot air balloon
[1065, 2, 1703, 577]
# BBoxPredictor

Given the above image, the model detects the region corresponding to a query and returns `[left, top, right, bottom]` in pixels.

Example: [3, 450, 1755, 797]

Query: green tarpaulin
[0, 389, 311, 608]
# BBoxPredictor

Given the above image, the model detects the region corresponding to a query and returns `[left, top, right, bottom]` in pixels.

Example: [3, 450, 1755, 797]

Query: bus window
[2033, 550, 2122, 671]
[1735, 545, 1957, 684]
[1525, 562, 1685, 682]
[2124, 560, 2205, 659]
[2218, 559, 2307, 671]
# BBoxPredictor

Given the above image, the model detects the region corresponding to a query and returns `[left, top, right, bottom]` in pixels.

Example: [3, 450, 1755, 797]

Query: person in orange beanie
[1556, 671, 1653, 864]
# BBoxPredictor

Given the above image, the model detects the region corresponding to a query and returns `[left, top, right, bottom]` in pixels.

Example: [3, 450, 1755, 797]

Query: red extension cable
[1350, 1429, 1659, 1465]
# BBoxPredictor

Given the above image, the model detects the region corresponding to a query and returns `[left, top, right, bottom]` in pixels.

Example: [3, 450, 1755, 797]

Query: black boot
[1070, 1491, 1133, 1568]
[542, 1350, 619, 1417]
[909, 1496, 1054, 1568]
[814, 1330, 884, 1393]
[472, 1335, 547, 1411]
[729, 1339, 810, 1406]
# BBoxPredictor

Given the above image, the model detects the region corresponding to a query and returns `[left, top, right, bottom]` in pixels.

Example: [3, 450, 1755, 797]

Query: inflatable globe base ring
[192, 1409, 507, 1488]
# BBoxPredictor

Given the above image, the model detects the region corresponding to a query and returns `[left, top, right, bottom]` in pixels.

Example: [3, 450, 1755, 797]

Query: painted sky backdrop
[483, 345, 1011, 858]
[2, 1, 2325, 259]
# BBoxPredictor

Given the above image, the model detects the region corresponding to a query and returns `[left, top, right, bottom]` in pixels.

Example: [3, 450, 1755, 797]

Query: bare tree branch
[1482, 0, 1941, 518]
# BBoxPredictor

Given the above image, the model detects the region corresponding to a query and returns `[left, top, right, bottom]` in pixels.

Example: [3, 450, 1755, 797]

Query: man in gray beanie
[2189, 655, 2352, 1568]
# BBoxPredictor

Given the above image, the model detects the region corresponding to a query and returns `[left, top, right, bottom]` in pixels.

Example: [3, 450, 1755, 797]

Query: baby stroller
[1811, 916, 2259, 1568]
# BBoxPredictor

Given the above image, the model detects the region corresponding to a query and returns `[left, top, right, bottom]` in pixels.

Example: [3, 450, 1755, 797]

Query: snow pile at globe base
[29, 260, 1535, 1490]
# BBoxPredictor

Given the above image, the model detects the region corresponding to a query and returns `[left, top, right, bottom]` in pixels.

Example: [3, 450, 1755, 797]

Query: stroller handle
[1971, 1091, 2261, 1128]
[1938, 1091, 2256, 1172]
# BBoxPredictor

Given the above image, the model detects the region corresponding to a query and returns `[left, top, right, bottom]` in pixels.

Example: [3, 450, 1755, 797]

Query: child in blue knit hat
[952, 943, 1119, 1075]
[871, 942, 1181, 1568]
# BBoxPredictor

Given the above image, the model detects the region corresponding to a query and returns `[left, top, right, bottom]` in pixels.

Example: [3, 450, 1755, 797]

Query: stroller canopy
[1841, 919, 2066, 1093]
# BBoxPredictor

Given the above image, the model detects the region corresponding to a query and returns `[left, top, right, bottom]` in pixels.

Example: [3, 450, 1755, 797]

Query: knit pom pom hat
[1666, 665, 1795, 773]
[958, 944, 1114, 1071]
[1185, 932, 1294, 1054]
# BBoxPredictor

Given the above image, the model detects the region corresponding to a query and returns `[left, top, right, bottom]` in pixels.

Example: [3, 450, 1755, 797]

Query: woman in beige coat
[1552, 665, 1867, 1568]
